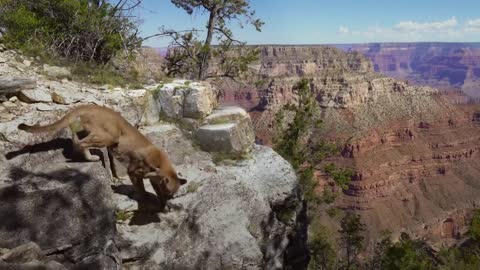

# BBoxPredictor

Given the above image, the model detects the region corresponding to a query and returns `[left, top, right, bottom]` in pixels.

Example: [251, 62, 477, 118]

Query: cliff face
[336, 43, 480, 99]
[218, 45, 480, 248]
[0, 49, 300, 269]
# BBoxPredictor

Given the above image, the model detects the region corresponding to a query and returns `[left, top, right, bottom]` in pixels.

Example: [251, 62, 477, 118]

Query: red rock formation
[217, 45, 480, 248]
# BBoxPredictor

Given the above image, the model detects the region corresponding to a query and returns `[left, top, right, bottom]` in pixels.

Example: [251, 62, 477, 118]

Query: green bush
[323, 163, 353, 190]
[0, 0, 141, 64]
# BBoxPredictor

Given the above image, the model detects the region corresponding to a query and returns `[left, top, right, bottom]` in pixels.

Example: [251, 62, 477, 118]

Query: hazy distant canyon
[335, 43, 480, 100]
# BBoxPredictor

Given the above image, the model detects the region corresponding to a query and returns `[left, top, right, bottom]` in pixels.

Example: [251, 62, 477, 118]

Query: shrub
[323, 163, 353, 190]
[0, 0, 141, 64]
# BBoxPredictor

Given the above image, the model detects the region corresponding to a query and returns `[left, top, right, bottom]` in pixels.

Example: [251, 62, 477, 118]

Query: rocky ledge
[0, 49, 300, 269]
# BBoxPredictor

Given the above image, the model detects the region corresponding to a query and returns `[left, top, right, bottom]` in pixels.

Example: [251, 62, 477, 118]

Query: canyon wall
[218, 45, 480, 248]
[335, 43, 480, 100]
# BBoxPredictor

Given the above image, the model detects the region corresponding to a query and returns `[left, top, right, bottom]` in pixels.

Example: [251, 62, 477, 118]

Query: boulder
[153, 80, 218, 120]
[42, 64, 71, 78]
[196, 106, 255, 155]
[0, 242, 66, 270]
[35, 103, 54, 111]
[183, 82, 217, 119]
[18, 87, 52, 103]
[0, 132, 120, 269]
[114, 124, 299, 270]
[196, 122, 254, 155]
[0, 77, 36, 95]
[206, 106, 250, 124]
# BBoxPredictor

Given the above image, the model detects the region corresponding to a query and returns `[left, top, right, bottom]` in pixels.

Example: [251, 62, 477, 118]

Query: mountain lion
[18, 105, 187, 201]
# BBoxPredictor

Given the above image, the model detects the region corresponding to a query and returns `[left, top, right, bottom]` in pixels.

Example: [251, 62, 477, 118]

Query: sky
[136, 0, 480, 48]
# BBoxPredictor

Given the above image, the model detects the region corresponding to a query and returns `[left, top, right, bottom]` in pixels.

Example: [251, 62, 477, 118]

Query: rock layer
[218, 45, 480, 249]
[335, 43, 480, 99]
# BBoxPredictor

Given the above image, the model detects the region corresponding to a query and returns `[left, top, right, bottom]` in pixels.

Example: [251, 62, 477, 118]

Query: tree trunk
[198, 4, 218, 80]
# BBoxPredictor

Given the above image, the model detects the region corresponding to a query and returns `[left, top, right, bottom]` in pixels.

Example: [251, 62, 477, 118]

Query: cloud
[337, 17, 479, 42]
[338, 26, 349, 34]
[465, 18, 480, 32]
[394, 17, 457, 32]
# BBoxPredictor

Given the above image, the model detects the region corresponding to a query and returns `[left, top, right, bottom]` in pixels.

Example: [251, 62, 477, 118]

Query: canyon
[217, 45, 480, 249]
[335, 43, 480, 101]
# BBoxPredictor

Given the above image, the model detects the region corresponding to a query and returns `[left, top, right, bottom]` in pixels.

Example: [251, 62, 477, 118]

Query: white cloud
[465, 18, 480, 32]
[338, 26, 349, 34]
[337, 17, 480, 42]
[394, 17, 457, 32]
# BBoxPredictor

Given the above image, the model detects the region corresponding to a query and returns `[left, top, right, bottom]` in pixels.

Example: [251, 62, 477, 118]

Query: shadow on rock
[5, 138, 77, 160]
[111, 184, 164, 225]
[0, 165, 117, 267]
[5, 137, 108, 168]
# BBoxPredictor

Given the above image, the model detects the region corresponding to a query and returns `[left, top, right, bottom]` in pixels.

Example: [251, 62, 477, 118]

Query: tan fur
[18, 105, 187, 200]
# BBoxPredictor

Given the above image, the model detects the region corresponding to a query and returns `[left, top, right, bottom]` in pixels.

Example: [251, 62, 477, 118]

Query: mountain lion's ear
[179, 178, 187, 185]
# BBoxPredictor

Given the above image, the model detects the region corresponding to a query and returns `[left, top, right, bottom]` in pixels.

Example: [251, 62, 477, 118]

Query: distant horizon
[143, 41, 480, 49]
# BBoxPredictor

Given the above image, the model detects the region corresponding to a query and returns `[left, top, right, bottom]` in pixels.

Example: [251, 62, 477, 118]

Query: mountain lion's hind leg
[72, 133, 100, 161]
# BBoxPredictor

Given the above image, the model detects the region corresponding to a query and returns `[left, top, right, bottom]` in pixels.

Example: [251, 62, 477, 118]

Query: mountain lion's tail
[18, 107, 84, 134]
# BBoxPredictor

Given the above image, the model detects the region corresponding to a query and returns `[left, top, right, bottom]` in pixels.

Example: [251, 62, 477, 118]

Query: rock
[0, 77, 36, 95]
[47, 81, 85, 104]
[18, 88, 52, 103]
[155, 85, 185, 119]
[195, 106, 255, 155]
[43, 64, 71, 78]
[0, 44, 6, 52]
[0, 148, 120, 269]
[51, 92, 66, 104]
[153, 80, 218, 120]
[0, 242, 45, 263]
[0, 57, 6, 64]
[22, 60, 31, 67]
[183, 82, 217, 119]
[196, 120, 254, 155]
[114, 124, 299, 270]
[99, 84, 110, 90]
[0, 113, 15, 121]
[206, 106, 249, 124]
[2, 101, 16, 108]
[124, 90, 160, 125]
[8, 96, 18, 102]
[0, 242, 67, 270]
[35, 103, 54, 111]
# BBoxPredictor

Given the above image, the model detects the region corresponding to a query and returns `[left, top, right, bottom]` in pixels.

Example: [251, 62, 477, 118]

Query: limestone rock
[153, 80, 218, 120]
[2, 101, 16, 108]
[51, 92, 66, 104]
[115, 124, 299, 270]
[0, 148, 120, 269]
[42, 64, 71, 78]
[183, 82, 217, 118]
[0, 77, 36, 95]
[35, 103, 54, 111]
[197, 106, 255, 155]
[206, 106, 249, 124]
[0, 242, 66, 270]
[18, 88, 52, 103]
[196, 121, 254, 155]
